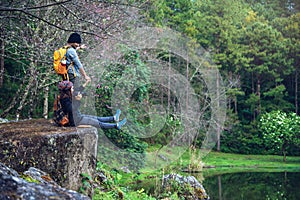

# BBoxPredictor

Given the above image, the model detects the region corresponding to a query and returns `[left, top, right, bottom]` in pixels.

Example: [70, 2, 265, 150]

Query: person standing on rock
[64, 32, 91, 90]
[57, 80, 126, 129]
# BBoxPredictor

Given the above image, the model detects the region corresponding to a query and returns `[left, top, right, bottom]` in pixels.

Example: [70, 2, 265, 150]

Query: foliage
[95, 49, 149, 171]
[157, 180, 199, 200]
[220, 121, 267, 155]
[142, 114, 181, 146]
[79, 173, 93, 196]
[20, 174, 40, 184]
[90, 162, 155, 200]
[259, 110, 300, 161]
[142, 0, 300, 156]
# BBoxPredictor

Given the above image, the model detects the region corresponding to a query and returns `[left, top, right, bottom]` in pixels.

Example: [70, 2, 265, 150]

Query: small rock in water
[0, 118, 9, 123]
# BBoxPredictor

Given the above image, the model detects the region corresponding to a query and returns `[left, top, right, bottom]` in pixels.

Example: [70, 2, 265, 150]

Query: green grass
[202, 151, 300, 168]
[141, 149, 300, 176]
[187, 151, 300, 177]
[93, 150, 300, 199]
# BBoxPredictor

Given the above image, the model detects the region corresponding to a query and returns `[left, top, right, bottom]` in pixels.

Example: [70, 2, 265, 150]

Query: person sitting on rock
[58, 80, 126, 129]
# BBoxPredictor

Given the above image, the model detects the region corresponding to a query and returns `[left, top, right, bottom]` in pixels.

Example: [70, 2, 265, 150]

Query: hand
[83, 78, 91, 88]
[80, 44, 87, 49]
[77, 44, 87, 50]
[75, 93, 82, 100]
[84, 75, 91, 83]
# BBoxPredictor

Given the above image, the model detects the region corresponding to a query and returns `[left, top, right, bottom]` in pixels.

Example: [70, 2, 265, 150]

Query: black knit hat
[67, 32, 82, 44]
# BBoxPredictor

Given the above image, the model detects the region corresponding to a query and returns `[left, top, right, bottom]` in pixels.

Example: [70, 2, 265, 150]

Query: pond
[202, 172, 300, 200]
[130, 171, 300, 200]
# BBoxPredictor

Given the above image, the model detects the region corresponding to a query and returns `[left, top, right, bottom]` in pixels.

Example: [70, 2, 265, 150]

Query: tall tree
[240, 11, 293, 119]
[272, 13, 300, 114]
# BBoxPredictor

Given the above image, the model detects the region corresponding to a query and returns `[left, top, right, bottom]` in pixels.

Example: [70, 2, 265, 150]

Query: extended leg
[78, 116, 117, 129]
[81, 114, 114, 122]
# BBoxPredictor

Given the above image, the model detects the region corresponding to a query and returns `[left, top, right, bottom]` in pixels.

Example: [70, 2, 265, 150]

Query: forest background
[0, 0, 299, 167]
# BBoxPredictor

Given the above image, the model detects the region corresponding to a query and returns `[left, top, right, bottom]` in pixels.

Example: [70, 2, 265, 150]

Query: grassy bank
[199, 151, 300, 177]
[143, 149, 300, 174]
[202, 151, 300, 168]
[92, 151, 300, 199]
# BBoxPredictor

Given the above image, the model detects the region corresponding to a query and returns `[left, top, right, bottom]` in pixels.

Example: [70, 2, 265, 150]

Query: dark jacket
[60, 93, 82, 126]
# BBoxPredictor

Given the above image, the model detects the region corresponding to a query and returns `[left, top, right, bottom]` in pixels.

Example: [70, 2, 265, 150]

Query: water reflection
[203, 172, 300, 200]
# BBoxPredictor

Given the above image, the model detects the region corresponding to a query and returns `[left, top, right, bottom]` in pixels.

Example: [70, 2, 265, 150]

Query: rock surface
[0, 119, 98, 191]
[0, 162, 90, 199]
[163, 173, 210, 200]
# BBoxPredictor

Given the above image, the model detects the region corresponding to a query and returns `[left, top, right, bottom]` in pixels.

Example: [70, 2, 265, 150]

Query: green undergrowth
[87, 163, 156, 200]
[90, 150, 300, 199]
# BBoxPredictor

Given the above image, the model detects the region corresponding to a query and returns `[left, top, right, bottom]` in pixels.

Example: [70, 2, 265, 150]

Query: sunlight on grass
[202, 151, 300, 169]
[143, 147, 300, 174]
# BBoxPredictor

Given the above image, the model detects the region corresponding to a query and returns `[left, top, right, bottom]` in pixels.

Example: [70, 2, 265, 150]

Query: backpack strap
[67, 62, 76, 78]
[65, 47, 77, 79]
[62, 73, 69, 81]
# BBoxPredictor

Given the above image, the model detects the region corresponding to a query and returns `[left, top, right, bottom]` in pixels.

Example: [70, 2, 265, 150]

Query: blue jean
[78, 114, 117, 129]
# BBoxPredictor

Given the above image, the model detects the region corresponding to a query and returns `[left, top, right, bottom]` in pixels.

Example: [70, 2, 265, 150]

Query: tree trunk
[28, 62, 39, 119]
[0, 76, 27, 118]
[228, 72, 232, 111]
[28, 81, 38, 119]
[257, 78, 261, 116]
[251, 71, 255, 93]
[282, 144, 287, 163]
[234, 96, 238, 114]
[217, 70, 221, 151]
[186, 56, 189, 112]
[167, 52, 171, 114]
[43, 86, 49, 119]
[16, 63, 36, 120]
[235, 74, 241, 114]
[252, 71, 256, 120]
[0, 38, 4, 88]
[218, 175, 222, 200]
[295, 69, 298, 115]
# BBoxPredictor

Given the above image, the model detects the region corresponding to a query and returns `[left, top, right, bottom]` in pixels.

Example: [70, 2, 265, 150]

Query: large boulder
[0, 162, 90, 199]
[163, 173, 210, 200]
[0, 119, 98, 191]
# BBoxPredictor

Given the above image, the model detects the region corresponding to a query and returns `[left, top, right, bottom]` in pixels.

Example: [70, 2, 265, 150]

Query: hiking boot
[116, 118, 127, 130]
[114, 109, 121, 122]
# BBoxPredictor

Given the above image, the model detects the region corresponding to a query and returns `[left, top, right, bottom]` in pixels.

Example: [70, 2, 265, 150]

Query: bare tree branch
[0, 0, 72, 11]
[19, 9, 103, 37]
[0, 0, 104, 38]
